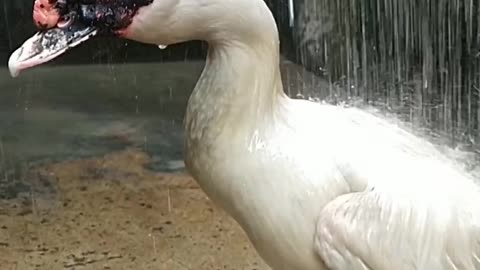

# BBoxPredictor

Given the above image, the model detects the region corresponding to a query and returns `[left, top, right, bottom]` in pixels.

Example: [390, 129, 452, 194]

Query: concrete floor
[0, 149, 270, 270]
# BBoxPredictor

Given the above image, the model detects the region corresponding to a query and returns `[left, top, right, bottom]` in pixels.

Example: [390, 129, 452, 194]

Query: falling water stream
[291, 0, 480, 154]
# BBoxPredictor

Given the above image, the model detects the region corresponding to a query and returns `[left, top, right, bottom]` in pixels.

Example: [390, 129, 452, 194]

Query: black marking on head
[55, 0, 153, 35]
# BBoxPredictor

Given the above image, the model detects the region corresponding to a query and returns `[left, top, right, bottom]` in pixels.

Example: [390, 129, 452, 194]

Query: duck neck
[185, 2, 287, 143]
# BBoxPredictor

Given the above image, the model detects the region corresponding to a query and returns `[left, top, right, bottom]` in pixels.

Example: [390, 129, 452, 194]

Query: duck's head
[10, 0, 261, 77]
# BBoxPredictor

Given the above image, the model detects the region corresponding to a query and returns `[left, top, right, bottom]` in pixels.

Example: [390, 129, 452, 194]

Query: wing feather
[314, 191, 480, 270]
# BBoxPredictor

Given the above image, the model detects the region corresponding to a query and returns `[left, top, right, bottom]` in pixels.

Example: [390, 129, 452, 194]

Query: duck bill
[8, 23, 97, 77]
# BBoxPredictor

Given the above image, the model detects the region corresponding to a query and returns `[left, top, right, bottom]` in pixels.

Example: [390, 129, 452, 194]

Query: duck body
[185, 98, 346, 269]
[185, 76, 480, 270]
[175, 3, 480, 268]
[9, 0, 480, 269]
[181, 29, 333, 267]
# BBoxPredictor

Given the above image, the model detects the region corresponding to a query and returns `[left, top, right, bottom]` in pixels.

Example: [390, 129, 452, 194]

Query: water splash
[292, 0, 480, 155]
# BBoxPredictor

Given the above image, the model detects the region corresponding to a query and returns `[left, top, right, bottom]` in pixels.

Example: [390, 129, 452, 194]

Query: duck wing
[314, 190, 480, 270]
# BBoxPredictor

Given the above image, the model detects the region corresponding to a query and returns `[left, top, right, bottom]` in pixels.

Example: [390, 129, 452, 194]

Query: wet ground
[0, 59, 327, 269]
[0, 148, 269, 270]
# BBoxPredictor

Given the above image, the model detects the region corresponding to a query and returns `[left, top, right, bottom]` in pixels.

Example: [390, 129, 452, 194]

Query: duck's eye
[57, 12, 75, 28]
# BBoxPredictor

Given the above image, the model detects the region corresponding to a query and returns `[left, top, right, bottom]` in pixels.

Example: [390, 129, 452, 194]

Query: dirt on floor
[0, 149, 269, 270]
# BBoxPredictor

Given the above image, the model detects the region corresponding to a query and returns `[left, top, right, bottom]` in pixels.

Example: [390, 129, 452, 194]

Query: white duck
[8, 0, 480, 269]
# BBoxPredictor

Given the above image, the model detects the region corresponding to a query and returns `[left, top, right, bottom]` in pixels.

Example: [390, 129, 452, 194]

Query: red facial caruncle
[33, 0, 61, 29]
